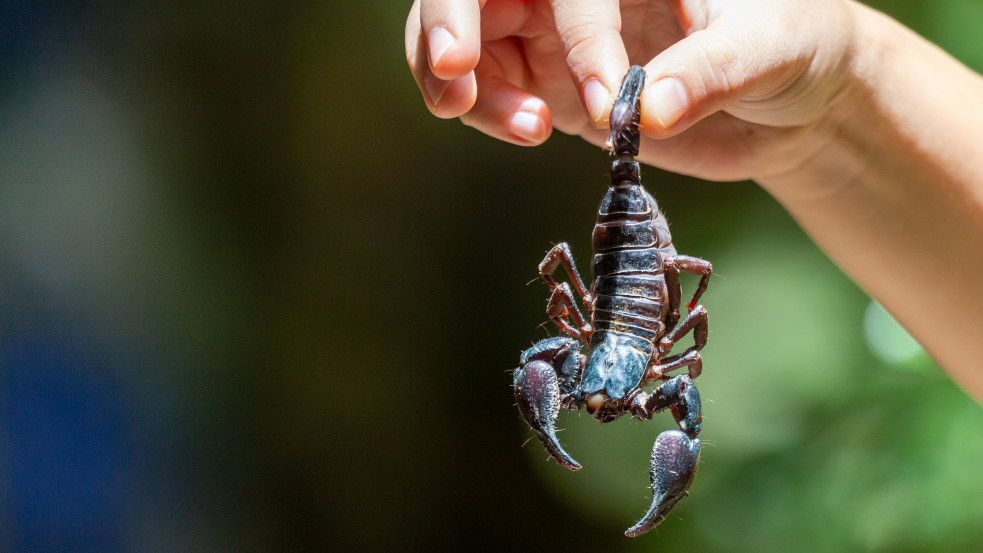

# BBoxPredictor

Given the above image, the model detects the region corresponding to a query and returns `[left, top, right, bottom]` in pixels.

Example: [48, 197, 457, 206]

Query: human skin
[405, 0, 983, 401]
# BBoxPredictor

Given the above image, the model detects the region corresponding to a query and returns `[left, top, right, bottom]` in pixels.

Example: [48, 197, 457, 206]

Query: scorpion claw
[513, 360, 582, 471]
[625, 430, 701, 537]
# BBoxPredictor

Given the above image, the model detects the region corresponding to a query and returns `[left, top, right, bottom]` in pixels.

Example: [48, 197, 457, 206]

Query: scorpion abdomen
[582, 160, 676, 401]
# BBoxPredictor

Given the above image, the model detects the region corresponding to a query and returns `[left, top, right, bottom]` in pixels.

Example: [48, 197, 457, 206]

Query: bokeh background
[2, 1, 983, 552]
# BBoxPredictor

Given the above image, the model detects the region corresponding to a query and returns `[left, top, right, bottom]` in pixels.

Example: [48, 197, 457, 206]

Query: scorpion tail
[625, 430, 701, 537]
[513, 360, 582, 471]
[607, 65, 646, 156]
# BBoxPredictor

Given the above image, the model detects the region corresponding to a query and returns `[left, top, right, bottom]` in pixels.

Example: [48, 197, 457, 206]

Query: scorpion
[512, 66, 713, 537]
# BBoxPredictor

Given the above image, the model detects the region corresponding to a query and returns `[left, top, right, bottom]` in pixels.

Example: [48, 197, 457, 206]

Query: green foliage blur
[1, 1, 981, 551]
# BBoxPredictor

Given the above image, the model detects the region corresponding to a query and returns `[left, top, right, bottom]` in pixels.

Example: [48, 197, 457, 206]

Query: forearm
[758, 2, 983, 400]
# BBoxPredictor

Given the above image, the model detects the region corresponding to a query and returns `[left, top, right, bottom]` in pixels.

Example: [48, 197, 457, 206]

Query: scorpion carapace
[512, 66, 713, 537]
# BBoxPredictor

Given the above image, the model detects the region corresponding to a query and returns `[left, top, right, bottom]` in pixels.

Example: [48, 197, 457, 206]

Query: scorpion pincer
[512, 66, 713, 537]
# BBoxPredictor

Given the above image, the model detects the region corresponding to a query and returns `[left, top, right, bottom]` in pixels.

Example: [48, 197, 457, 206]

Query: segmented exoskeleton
[512, 66, 713, 537]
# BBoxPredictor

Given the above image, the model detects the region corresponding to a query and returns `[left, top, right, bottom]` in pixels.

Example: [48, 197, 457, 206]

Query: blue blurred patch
[1, 330, 133, 553]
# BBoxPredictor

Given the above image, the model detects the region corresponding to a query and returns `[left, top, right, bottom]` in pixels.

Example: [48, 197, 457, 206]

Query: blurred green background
[1, 1, 982, 552]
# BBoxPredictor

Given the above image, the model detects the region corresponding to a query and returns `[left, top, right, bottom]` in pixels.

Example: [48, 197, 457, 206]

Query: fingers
[461, 80, 553, 146]
[638, 5, 813, 138]
[407, 0, 633, 139]
[638, 26, 744, 137]
[462, 39, 553, 146]
[406, 0, 481, 118]
[548, 0, 629, 123]
[406, 0, 551, 145]
[464, 82, 552, 146]
[420, 0, 482, 80]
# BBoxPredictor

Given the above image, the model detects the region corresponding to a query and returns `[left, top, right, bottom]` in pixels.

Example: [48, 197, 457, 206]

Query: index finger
[548, 0, 629, 123]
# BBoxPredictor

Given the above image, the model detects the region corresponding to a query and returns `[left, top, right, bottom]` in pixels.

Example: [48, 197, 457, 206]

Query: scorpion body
[584, 161, 676, 409]
[513, 66, 713, 537]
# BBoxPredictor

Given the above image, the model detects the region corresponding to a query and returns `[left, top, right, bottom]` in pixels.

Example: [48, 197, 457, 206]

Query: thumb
[638, 14, 806, 138]
[548, 0, 629, 123]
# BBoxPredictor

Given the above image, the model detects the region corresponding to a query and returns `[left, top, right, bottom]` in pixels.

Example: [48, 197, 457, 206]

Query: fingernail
[424, 71, 450, 106]
[646, 78, 688, 130]
[428, 26, 455, 69]
[583, 78, 610, 123]
[509, 98, 548, 143]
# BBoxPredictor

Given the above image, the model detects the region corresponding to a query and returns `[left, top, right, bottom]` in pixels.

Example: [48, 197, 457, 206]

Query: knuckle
[690, 30, 747, 103]
[558, 19, 612, 78]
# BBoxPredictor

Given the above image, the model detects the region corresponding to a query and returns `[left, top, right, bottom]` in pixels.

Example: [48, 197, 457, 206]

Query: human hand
[405, 0, 860, 182]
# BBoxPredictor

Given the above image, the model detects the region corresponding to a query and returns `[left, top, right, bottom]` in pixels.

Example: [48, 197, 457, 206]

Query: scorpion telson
[512, 66, 713, 537]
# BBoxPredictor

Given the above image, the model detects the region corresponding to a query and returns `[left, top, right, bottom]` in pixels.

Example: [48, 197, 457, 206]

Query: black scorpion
[512, 66, 713, 537]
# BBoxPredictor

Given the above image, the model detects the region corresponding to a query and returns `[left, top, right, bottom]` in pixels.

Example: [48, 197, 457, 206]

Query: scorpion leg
[647, 305, 707, 380]
[538, 242, 594, 311]
[665, 255, 713, 311]
[513, 338, 586, 471]
[661, 304, 709, 348]
[546, 282, 592, 341]
[663, 258, 683, 331]
[654, 304, 709, 370]
[646, 348, 703, 381]
[626, 375, 702, 537]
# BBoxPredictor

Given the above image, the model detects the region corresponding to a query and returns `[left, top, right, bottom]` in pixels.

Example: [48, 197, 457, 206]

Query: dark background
[2, 1, 982, 551]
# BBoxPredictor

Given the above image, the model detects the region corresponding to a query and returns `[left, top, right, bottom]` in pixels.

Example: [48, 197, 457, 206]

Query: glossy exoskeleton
[512, 66, 713, 537]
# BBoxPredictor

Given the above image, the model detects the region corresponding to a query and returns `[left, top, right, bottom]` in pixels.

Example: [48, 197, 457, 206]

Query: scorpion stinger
[606, 65, 645, 156]
[512, 65, 714, 537]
